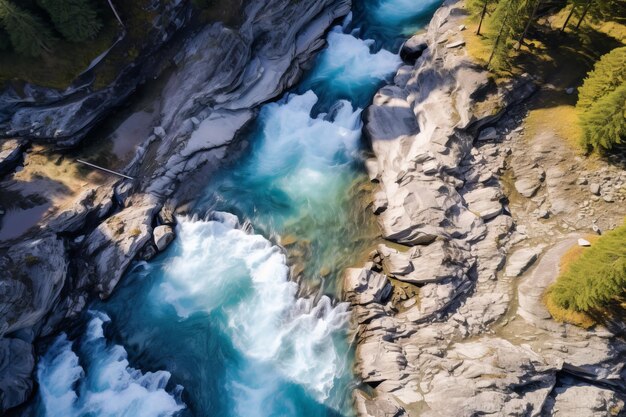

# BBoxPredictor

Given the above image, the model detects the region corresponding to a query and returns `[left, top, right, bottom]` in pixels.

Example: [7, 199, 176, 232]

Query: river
[34, 0, 439, 416]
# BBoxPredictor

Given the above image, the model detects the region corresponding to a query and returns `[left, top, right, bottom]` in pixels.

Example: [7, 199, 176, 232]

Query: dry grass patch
[558, 234, 600, 271]
[543, 290, 595, 328]
[524, 105, 584, 151]
[463, 19, 492, 65]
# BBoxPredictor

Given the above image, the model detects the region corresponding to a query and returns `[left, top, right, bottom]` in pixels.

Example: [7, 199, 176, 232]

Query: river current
[35, 0, 439, 416]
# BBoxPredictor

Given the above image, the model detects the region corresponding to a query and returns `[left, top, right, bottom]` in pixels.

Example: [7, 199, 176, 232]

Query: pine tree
[0, 0, 53, 57]
[550, 220, 626, 312]
[577, 47, 626, 110]
[580, 83, 626, 151]
[38, 0, 102, 42]
[487, 0, 533, 70]
[467, 0, 493, 35]
[577, 47, 626, 151]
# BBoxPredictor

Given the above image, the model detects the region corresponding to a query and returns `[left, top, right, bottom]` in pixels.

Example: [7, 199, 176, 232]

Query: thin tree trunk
[477, 0, 489, 35]
[107, 0, 125, 29]
[517, 0, 541, 50]
[488, 0, 513, 68]
[575, 0, 593, 29]
[560, 3, 576, 32]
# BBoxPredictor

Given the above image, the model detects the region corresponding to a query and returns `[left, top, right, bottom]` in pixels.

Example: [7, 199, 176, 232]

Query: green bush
[549, 221, 626, 312]
[0, 0, 53, 57]
[38, 0, 102, 42]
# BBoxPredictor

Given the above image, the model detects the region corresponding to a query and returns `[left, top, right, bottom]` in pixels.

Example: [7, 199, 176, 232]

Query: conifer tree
[38, 0, 102, 42]
[467, 0, 493, 35]
[550, 221, 626, 312]
[580, 84, 626, 151]
[487, 0, 533, 69]
[577, 47, 626, 110]
[0, 0, 53, 57]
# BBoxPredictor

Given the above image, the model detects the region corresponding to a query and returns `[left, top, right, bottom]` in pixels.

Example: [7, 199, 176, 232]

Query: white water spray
[38, 312, 185, 417]
[161, 216, 351, 404]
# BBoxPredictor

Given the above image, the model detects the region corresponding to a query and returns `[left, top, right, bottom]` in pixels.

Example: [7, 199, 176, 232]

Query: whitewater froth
[161, 215, 351, 404]
[37, 311, 185, 417]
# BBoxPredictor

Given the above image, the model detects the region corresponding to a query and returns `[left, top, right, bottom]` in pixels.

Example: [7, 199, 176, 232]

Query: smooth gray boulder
[464, 187, 503, 220]
[477, 127, 498, 141]
[515, 177, 541, 198]
[153, 225, 175, 252]
[504, 247, 540, 277]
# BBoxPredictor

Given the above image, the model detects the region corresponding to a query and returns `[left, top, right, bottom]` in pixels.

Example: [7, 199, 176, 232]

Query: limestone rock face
[48, 187, 114, 233]
[376, 240, 471, 284]
[347, 0, 626, 415]
[420, 338, 558, 417]
[0, 234, 67, 337]
[343, 268, 392, 306]
[543, 379, 626, 417]
[0, 235, 66, 412]
[0, 337, 34, 413]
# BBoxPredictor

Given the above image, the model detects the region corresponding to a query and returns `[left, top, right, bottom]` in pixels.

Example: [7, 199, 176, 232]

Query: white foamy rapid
[304, 26, 401, 100]
[161, 215, 351, 404]
[253, 90, 362, 200]
[38, 311, 185, 417]
[318, 26, 401, 82]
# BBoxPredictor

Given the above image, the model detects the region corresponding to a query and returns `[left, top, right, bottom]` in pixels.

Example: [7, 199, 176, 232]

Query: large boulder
[153, 225, 175, 252]
[84, 196, 157, 298]
[504, 247, 541, 277]
[343, 268, 392, 306]
[0, 234, 67, 337]
[376, 239, 471, 284]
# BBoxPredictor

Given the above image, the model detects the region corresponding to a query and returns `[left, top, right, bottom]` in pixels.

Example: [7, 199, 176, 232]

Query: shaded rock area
[347, 0, 626, 416]
[0, 0, 351, 411]
[0, 2, 190, 148]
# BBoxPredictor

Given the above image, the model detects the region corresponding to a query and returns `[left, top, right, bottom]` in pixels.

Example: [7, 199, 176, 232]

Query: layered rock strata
[346, 1, 626, 415]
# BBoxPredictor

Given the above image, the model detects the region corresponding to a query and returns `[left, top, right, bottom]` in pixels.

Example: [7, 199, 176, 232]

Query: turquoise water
[35, 1, 440, 416]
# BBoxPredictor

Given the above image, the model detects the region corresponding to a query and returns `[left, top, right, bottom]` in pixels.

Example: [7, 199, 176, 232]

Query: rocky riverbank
[345, 0, 626, 415]
[0, 0, 351, 412]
